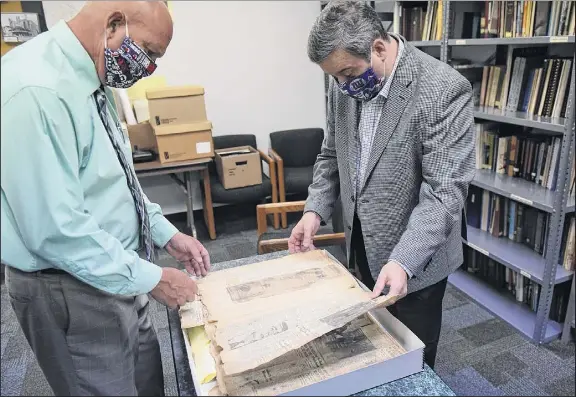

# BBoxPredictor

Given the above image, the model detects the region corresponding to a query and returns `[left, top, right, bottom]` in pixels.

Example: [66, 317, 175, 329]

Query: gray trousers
[6, 266, 165, 396]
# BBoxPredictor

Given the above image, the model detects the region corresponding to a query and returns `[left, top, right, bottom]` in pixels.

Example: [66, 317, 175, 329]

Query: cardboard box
[182, 251, 425, 396]
[127, 121, 157, 152]
[215, 146, 262, 189]
[153, 121, 214, 164]
[146, 85, 207, 126]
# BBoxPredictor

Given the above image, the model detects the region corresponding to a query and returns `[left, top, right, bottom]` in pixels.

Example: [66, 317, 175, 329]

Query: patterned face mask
[337, 58, 386, 101]
[103, 21, 157, 89]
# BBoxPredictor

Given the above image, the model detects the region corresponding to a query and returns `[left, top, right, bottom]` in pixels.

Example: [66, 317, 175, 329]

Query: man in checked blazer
[289, 0, 475, 368]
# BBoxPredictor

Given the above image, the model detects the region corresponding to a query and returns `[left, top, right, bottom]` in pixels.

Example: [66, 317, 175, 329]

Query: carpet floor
[1, 203, 574, 396]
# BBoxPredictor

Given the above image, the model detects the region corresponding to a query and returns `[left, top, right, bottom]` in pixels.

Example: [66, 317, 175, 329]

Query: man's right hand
[288, 212, 321, 253]
[150, 268, 198, 309]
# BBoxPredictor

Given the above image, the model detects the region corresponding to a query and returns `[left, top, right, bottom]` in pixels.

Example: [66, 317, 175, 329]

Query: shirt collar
[51, 20, 102, 97]
[378, 33, 404, 99]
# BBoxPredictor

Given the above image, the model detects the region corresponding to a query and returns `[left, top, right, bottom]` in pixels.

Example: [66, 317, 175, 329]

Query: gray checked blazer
[304, 36, 476, 293]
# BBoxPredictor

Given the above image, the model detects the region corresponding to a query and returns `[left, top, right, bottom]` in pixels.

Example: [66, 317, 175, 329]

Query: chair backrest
[213, 134, 257, 150]
[210, 134, 258, 175]
[270, 128, 324, 167]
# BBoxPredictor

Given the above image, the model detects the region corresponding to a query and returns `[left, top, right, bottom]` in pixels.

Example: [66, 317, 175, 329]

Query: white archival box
[181, 251, 425, 396]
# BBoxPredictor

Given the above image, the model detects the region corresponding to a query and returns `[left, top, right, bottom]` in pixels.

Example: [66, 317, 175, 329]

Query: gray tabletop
[168, 251, 455, 396]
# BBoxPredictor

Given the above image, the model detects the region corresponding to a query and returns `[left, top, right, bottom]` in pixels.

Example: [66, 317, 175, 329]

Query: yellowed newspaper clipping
[179, 250, 404, 396]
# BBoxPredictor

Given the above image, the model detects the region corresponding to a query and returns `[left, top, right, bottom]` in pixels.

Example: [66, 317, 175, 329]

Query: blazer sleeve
[389, 74, 475, 277]
[303, 78, 341, 222]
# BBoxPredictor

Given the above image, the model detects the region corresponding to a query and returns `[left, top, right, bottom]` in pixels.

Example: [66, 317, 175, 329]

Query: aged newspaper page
[180, 250, 399, 377]
[215, 315, 406, 396]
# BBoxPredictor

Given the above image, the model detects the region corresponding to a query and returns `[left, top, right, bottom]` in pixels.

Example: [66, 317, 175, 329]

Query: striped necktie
[94, 86, 155, 262]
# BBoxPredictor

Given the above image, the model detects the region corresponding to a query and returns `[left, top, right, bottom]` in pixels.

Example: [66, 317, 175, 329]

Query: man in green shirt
[1, 1, 207, 395]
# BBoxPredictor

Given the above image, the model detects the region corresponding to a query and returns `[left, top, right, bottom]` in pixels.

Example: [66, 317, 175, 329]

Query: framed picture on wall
[1, 12, 40, 43]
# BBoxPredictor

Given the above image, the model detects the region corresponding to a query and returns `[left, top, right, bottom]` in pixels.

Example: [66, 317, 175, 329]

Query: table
[135, 158, 216, 240]
[167, 252, 456, 396]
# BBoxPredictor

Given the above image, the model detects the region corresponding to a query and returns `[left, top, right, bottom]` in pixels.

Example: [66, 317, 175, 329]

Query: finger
[177, 296, 187, 307]
[198, 244, 211, 274]
[371, 272, 389, 298]
[302, 225, 313, 250]
[183, 261, 196, 275]
[188, 259, 202, 277]
[188, 244, 205, 270]
[288, 234, 296, 253]
[290, 228, 303, 253]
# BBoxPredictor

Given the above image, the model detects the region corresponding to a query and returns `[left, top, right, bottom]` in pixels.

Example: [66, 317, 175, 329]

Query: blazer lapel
[347, 99, 361, 190]
[359, 45, 417, 192]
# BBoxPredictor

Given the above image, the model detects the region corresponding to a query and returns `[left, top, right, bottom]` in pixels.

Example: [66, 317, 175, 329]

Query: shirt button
[351, 195, 355, 203]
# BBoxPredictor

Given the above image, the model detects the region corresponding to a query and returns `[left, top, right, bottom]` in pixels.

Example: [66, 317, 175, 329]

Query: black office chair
[268, 128, 324, 228]
[201, 134, 279, 230]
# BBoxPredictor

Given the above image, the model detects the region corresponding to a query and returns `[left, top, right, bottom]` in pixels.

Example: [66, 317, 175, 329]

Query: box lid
[146, 85, 205, 100]
[215, 146, 255, 157]
[153, 121, 212, 136]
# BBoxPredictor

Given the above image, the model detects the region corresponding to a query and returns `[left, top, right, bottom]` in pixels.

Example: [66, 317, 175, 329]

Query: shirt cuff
[389, 259, 414, 279]
[151, 217, 179, 248]
[131, 258, 163, 295]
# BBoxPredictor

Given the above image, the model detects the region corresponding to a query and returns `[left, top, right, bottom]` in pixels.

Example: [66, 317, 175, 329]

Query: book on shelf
[561, 216, 575, 272]
[398, 0, 442, 41]
[474, 123, 567, 191]
[462, 247, 572, 322]
[472, 0, 576, 39]
[467, 185, 551, 256]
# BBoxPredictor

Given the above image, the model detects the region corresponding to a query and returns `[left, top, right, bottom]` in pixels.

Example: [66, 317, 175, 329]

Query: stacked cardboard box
[128, 85, 214, 164]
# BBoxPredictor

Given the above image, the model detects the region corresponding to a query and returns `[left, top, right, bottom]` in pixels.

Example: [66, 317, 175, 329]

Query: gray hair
[308, 1, 388, 64]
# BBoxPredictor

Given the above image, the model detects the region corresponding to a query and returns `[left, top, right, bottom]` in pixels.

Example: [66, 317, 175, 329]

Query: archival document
[179, 250, 401, 378]
[215, 315, 406, 396]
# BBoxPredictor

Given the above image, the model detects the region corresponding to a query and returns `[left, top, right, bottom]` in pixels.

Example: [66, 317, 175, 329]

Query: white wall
[42, 1, 326, 213]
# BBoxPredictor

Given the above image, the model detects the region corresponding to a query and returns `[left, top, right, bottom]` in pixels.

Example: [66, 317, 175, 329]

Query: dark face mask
[336, 57, 387, 101]
[103, 22, 157, 89]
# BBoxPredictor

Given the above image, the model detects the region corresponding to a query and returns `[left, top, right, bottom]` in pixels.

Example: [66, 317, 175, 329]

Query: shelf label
[510, 194, 533, 206]
[520, 270, 532, 280]
[455, 39, 466, 45]
[549, 36, 569, 43]
[468, 243, 489, 257]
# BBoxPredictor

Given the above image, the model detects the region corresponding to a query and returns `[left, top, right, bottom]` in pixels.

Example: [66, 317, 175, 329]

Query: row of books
[462, 247, 572, 323]
[478, 0, 575, 39]
[467, 186, 551, 256]
[398, 1, 443, 42]
[467, 185, 575, 271]
[474, 125, 567, 192]
[477, 53, 572, 118]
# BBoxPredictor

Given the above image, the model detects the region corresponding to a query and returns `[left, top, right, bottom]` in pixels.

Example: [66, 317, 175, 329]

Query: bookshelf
[440, 0, 576, 344]
[318, 0, 575, 343]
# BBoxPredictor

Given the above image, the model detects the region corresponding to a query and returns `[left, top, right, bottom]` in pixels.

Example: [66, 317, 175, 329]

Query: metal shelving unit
[464, 226, 573, 285]
[449, 270, 563, 343]
[472, 169, 575, 214]
[448, 35, 575, 46]
[438, 0, 576, 344]
[473, 106, 567, 133]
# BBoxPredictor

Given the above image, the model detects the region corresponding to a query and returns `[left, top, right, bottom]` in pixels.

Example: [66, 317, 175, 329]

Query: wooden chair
[268, 128, 324, 228]
[256, 201, 345, 254]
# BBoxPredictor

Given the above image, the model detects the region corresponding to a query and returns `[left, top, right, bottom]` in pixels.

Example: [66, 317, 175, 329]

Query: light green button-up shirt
[1, 21, 179, 296]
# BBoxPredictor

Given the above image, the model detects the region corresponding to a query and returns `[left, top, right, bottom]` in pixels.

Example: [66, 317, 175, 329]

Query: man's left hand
[371, 261, 408, 299]
[165, 232, 211, 277]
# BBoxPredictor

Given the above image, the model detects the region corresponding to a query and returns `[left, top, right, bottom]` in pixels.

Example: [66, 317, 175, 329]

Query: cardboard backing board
[215, 146, 262, 189]
[153, 121, 214, 164]
[146, 85, 207, 126]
